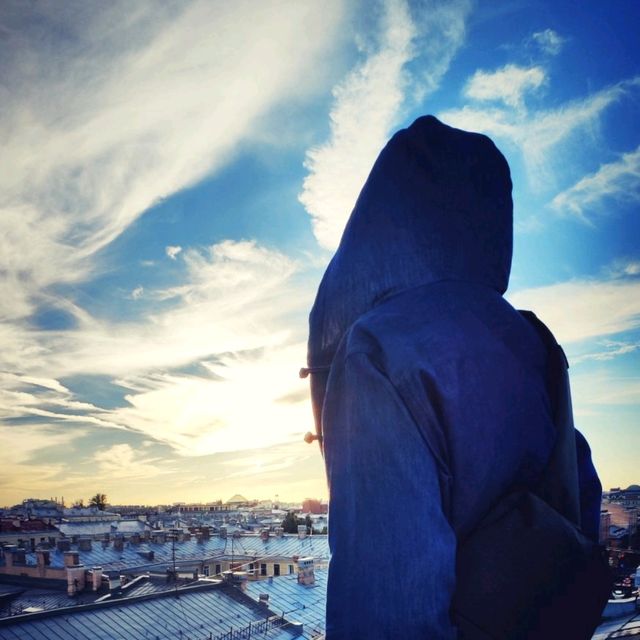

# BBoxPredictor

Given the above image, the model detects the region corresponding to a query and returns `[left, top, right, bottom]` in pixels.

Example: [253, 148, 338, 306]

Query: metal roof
[245, 570, 327, 640]
[0, 583, 295, 640]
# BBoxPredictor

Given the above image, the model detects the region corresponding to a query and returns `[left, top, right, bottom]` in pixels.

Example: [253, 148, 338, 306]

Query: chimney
[57, 538, 71, 552]
[275, 527, 284, 538]
[90, 566, 103, 591]
[78, 537, 92, 552]
[130, 533, 140, 545]
[219, 527, 227, 539]
[297, 524, 307, 540]
[258, 593, 270, 606]
[152, 531, 165, 545]
[223, 570, 248, 591]
[64, 551, 80, 567]
[3, 545, 17, 567]
[260, 528, 270, 541]
[201, 526, 210, 539]
[297, 557, 315, 586]
[36, 549, 51, 568]
[66, 564, 86, 596]
[113, 536, 124, 552]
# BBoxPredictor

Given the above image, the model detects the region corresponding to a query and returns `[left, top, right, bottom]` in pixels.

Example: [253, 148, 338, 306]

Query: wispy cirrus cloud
[551, 145, 640, 221]
[300, 0, 471, 250]
[0, 240, 314, 459]
[93, 444, 170, 480]
[109, 342, 312, 457]
[572, 340, 640, 364]
[0, 0, 345, 322]
[441, 73, 640, 181]
[508, 277, 640, 344]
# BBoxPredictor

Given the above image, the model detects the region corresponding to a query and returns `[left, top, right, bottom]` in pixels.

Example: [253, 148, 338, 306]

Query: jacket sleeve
[322, 350, 457, 640]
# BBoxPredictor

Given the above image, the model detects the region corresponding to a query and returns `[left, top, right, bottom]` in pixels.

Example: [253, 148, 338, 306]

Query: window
[203, 565, 210, 576]
[215, 564, 221, 575]
[274, 564, 280, 576]
[260, 563, 267, 576]
[289, 565, 294, 574]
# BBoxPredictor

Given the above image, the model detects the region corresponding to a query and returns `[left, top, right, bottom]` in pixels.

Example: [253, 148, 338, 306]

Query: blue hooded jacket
[307, 116, 601, 639]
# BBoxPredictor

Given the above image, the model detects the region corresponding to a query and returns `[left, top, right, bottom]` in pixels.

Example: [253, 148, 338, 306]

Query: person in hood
[304, 116, 601, 639]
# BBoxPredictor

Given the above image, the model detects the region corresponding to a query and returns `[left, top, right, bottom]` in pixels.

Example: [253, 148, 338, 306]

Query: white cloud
[131, 286, 144, 300]
[300, 0, 471, 250]
[551, 145, 640, 221]
[0, 1, 348, 500]
[0, 0, 344, 321]
[607, 259, 640, 278]
[572, 340, 640, 364]
[0, 240, 316, 458]
[93, 444, 169, 480]
[165, 246, 182, 260]
[531, 29, 565, 56]
[17, 240, 306, 378]
[571, 374, 640, 408]
[440, 76, 640, 180]
[110, 342, 311, 456]
[464, 64, 546, 109]
[508, 277, 640, 344]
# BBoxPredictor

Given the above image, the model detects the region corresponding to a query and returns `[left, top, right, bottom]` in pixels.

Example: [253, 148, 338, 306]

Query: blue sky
[1, 0, 638, 506]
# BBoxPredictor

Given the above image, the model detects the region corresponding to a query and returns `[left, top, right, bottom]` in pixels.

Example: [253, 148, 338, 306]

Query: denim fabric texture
[307, 117, 602, 639]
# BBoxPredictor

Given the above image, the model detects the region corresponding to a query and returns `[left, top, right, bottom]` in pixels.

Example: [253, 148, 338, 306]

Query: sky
[0, 0, 639, 507]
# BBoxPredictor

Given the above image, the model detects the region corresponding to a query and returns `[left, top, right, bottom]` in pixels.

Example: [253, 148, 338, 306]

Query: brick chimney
[90, 566, 103, 591]
[36, 549, 51, 568]
[66, 564, 86, 596]
[3, 545, 17, 567]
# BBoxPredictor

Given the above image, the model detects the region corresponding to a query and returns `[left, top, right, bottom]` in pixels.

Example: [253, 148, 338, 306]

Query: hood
[308, 115, 513, 371]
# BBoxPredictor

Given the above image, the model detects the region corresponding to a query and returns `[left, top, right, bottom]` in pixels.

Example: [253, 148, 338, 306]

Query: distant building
[173, 501, 230, 513]
[226, 494, 254, 508]
[0, 519, 61, 549]
[10, 500, 64, 523]
[609, 485, 640, 508]
[62, 507, 119, 523]
[302, 499, 328, 515]
[600, 510, 612, 545]
[0, 529, 329, 591]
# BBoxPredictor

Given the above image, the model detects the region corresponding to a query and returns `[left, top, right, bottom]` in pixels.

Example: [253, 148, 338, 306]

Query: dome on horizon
[226, 494, 249, 504]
